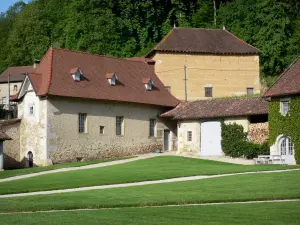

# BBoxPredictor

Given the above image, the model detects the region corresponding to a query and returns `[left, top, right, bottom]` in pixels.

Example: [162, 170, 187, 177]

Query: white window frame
[108, 74, 118, 86]
[72, 69, 82, 81]
[149, 119, 156, 137]
[78, 113, 87, 133]
[116, 116, 124, 136]
[279, 136, 294, 156]
[145, 80, 153, 91]
[280, 98, 290, 116]
[187, 131, 192, 142]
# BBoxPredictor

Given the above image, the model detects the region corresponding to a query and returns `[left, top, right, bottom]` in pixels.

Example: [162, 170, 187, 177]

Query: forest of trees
[0, 0, 300, 82]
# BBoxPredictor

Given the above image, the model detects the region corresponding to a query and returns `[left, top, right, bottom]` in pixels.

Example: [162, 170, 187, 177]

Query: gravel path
[1, 168, 299, 198]
[1, 199, 299, 214]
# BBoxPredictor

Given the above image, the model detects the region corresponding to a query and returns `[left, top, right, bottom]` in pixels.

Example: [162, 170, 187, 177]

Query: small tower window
[106, 73, 118, 86]
[143, 78, 154, 91]
[70, 67, 82, 81]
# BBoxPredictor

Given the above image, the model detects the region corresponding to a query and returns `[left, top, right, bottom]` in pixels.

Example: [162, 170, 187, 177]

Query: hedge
[269, 97, 300, 164]
[221, 122, 269, 159]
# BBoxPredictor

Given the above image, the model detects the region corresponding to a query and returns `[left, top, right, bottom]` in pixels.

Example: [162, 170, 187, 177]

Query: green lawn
[0, 156, 297, 195]
[0, 171, 299, 212]
[0, 156, 135, 179]
[1, 201, 299, 225]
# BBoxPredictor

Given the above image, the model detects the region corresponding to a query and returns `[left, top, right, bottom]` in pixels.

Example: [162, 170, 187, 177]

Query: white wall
[18, 83, 48, 166]
[224, 117, 249, 132]
[177, 120, 201, 155]
[177, 117, 250, 156]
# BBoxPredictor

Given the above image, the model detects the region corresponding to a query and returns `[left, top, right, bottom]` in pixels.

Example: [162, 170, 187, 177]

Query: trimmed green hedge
[269, 97, 300, 164]
[221, 122, 269, 159]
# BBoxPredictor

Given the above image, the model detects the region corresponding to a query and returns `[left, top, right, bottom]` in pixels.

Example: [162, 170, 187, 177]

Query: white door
[200, 121, 222, 156]
[279, 137, 295, 164]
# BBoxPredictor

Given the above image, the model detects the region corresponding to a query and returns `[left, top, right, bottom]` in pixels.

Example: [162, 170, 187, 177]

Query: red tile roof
[70, 67, 80, 74]
[0, 66, 34, 83]
[146, 28, 259, 57]
[142, 78, 151, 84]
[264, 57, 300, 97]
[28, 48, 179, 107]
[106, 72, 116, 79]
[161, 97, 268, 120]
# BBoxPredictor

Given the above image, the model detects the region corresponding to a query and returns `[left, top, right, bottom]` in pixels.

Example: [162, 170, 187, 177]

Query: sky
[0, 0, 29, 13]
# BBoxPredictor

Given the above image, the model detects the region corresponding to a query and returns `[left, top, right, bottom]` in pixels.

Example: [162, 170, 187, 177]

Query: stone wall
[0, 119, 21, 169]
[152, 52, 260, 101]
[248, 122, 269, 144]
[47, 97, 177, 163]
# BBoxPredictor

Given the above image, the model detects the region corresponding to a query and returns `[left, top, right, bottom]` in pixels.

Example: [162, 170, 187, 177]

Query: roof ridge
[264, 56, 300, 97]
[145, 29, 174, 57]
[46, 48, 54, 94]
[191, 96, 262, 103]
[174, 27, 224, 31]
[53, 48, 150, 65]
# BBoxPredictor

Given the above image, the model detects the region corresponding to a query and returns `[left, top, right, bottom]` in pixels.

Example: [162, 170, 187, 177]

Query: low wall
[248, 122, 269, 144]
[50, 141, 162, 163]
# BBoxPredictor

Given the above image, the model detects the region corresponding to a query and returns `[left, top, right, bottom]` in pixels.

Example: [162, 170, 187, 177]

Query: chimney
[33, 59, 40, 69]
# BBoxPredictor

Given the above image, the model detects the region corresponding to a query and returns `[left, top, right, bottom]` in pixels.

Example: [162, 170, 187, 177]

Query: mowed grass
[0, 156, 298, 195]
[0, 156, 135, 179]
[1, 201, 300, 225]
[0, 171, 299, 212]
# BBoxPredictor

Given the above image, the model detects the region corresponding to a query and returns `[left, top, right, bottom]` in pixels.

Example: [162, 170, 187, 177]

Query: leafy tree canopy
[0, 0, 300, 80]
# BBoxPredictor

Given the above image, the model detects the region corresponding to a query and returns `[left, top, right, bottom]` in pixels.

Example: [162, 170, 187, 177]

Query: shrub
[221, 122, 269, 159]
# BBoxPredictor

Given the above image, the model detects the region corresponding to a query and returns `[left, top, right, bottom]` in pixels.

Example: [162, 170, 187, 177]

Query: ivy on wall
[269, 97, 300, 164]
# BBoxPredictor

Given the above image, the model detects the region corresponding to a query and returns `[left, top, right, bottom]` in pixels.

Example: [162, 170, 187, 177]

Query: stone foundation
[50, 142, 162, 164]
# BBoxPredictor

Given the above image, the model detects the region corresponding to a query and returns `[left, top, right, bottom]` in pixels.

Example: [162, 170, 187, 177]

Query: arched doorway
[278, 136, 294, 164]
[27, 151, 33, 168]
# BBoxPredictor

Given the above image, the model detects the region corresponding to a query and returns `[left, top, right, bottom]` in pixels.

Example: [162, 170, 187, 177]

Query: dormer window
[143, 78, 153, 91]
[106, 72, 118, 86]
[70, 67, 82, 81]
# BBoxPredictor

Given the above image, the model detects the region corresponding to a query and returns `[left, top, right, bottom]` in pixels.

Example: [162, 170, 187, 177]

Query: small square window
[28, 103, 35, 116]
[13, 85, 18, 91]
[205, 87, 213, 97]
[100, 126, 105, 135]
[187, 131, 192, 142]
[116, 116, 124, 135]
[79, 113, 87, 133]
[280, 101, 289, 115]
[247, 88, 254, 95]
[29, 106, 34, 115]
[149, 119, 156, 137]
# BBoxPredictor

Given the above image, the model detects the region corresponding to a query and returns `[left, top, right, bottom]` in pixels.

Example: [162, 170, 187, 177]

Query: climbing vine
[269, 97, 300, 164]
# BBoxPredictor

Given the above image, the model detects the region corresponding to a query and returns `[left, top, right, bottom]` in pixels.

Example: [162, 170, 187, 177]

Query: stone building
[146, 28, 261, 101]
[264, 56, 300, 164]
[161, 97, 268, 156]
[0, 65, 35, 105]
[12, 48, 178, 167]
